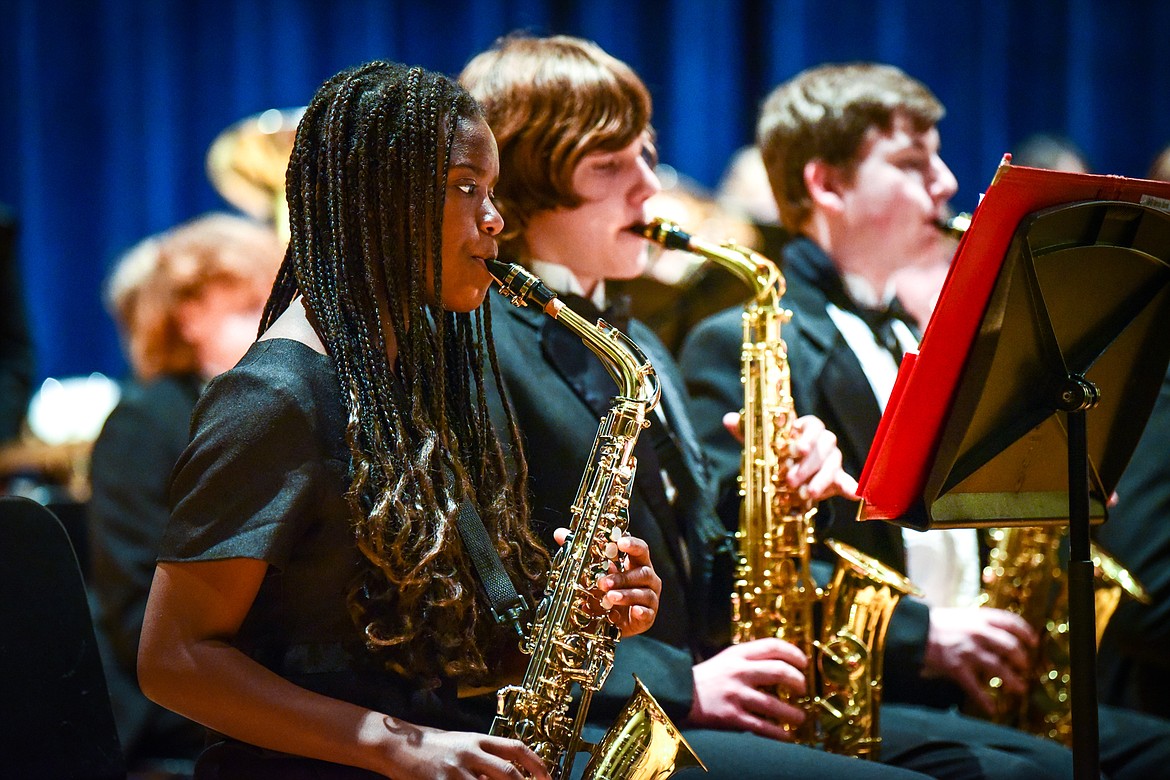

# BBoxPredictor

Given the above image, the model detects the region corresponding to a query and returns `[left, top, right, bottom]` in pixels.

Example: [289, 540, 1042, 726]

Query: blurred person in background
[0, 204, 34, 445]
[89, 213, 283, 774]
[1093, 143, 1170, 721]
[1012, 133, 1091, 173]
[1147, 142, 1170, 182]
[715, 144, 789, 262]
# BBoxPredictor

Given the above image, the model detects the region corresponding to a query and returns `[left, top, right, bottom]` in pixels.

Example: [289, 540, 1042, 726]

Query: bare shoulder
[259, 298, 327, 355]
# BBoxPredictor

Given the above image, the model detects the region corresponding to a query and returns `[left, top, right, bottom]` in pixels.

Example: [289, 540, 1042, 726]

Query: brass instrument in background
[633, 219, 920, 759]
[929, 208, 1153, 743]
[485, 259, 704, 779]
[206, 107, 303, 240]
[979, 526, 1150, 743]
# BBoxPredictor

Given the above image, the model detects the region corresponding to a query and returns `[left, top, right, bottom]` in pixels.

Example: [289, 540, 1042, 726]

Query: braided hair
[261, 61, 548, 686]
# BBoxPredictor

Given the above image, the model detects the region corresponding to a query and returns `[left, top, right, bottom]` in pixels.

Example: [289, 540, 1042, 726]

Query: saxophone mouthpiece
[936, 212, 972, 240]
[483, 257, 515, 285]
[485, 258, 560, 312]
[628, 219, 694, 252]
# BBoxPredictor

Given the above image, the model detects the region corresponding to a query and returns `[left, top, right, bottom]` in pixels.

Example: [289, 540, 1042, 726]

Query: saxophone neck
[486, 258, 660, 408]
[631, 217, 785, 303]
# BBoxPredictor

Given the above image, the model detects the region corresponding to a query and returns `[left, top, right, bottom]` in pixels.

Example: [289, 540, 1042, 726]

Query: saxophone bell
[817, 539, 922, 757]
[581, 676, 707, 778]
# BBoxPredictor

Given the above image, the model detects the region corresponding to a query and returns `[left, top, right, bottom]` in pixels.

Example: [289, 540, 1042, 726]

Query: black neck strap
[454, 497, 530, 639]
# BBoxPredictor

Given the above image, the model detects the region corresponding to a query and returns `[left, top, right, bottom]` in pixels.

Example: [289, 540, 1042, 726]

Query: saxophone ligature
[632, 218, 921, 759]
[485, 258, 705, 779]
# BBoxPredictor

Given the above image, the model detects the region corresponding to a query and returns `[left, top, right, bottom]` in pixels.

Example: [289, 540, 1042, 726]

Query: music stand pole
[857, 175, 1170, 778]
[1060, 375, 1100, 779]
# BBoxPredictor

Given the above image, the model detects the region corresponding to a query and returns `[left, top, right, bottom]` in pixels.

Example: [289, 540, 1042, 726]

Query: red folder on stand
[857, 159, 1170, 530]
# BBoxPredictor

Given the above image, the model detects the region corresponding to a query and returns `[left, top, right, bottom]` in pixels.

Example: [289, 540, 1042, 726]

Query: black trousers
[1097, 704, 1170, 780]
[886, 702, 1170, 780]
[882, 706, 1075, 780]
[195, 742, 380, 779]
[579, 705, 1080, 780]
[577, 721, 923, 779]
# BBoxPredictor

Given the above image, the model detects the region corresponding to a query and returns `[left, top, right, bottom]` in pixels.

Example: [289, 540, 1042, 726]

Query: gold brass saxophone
[633, 218, 921, 759]
[485, 258, 705, 780]
[979, 526, 1150, 743]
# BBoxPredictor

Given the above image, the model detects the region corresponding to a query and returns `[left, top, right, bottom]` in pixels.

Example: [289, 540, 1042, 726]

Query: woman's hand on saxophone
[922, 606, 1039, 716]
[552, 528, 662, 638]
[688, 638, 809, 740]
[379, 720, 550, 780]
[722, 412, 859, 501]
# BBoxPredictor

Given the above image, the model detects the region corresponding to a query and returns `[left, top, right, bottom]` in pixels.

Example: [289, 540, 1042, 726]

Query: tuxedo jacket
[679, 237, 946, 706]
[1095, 363, 1170, 717]
[483, 295, 734, 723]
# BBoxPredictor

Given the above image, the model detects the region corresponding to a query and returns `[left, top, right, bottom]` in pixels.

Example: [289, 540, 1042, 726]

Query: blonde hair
[106, 213, 284, 379]
[460, 34, 652, 257]
[757, 63, 944, 234]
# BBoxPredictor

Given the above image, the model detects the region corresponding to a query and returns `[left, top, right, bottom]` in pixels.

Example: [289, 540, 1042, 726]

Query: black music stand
[862, 180, 1170, 777]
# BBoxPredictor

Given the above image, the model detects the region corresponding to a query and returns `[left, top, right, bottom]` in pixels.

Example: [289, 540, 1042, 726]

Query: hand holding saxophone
[721, 412, 859, 502]
[378, 720, 551, 780]
[641, 216, 920, 756]
[689, 639, 810, 741]
[785, 415, 859, 502]
[923, 606, 1038, 716]
[551, 526, 662, 637]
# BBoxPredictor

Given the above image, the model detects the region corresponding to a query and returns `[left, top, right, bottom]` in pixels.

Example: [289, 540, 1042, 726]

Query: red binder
[858, 158, 1170, 528]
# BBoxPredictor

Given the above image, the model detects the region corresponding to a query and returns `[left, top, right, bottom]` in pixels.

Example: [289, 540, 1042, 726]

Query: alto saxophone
[980, 526, 1150, 743]
[485, 258, 705, 780]
[634, 219, 920, 758]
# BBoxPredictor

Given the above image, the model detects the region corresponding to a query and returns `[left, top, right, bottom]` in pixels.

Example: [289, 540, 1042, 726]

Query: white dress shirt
[831, 273, 981, 609]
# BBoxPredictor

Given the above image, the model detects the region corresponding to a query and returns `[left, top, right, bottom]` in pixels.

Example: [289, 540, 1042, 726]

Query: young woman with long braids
[137, 61, 661, 779]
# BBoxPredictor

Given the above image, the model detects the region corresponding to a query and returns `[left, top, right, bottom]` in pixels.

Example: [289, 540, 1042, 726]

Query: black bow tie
[853, 297, 913, 332]
[851, 298, 914, 365]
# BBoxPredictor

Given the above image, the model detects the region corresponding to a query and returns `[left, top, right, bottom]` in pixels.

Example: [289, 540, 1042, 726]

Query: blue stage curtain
[2, 0, 1169, 381]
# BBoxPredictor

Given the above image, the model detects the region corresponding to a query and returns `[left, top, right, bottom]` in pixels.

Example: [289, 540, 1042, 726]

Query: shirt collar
[841, 271, 898, 310]
[527, 259, 608, 309]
